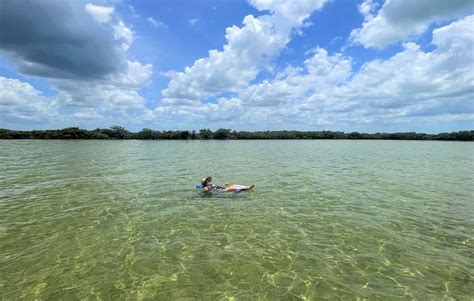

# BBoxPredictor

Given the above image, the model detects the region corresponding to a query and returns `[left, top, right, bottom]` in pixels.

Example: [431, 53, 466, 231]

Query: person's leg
[223, 184, 253, 191]
[223, 184, 240, 191]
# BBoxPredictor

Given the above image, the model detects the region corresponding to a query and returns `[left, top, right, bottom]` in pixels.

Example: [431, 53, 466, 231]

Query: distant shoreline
[1, 127, 473, 141]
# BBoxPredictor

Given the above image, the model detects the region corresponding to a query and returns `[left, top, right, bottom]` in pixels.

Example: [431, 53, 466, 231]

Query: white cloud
[150, 48, 351, 128]
[51, 59, 152, 120]
[154, 15, 473, 130]
[188, 18, 200, 26]
[48, 13, 149, 125]
[343, 16, 472, 98]
[114, 20, 133, 51]
[85, 3, 115, 24]
[350, 0, 474, 48]
[0, 77, 58, 127]
[111, 60, 153, 87]
[127, 5, 140, 18]
[162, 0, 327, 102]
[2, 1, 472, 132]
[1, 1, 127, 79]
[240, 48, 352, 106]
[0, 1, 153, 129]
[358, 0, 377, 19]
[148, 17, 167, 29]
[313, 15, 474, 125]
[151, 97, 244, 129]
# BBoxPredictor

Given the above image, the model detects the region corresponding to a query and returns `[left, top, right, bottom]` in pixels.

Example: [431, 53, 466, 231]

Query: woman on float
[200, 176, 254, 192]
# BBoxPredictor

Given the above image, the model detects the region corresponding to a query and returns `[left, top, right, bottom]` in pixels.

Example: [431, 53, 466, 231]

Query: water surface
[0, 140, 473, 299]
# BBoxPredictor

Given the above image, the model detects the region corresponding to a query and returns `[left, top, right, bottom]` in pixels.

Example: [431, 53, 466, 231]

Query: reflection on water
[0, 140, 473, 299]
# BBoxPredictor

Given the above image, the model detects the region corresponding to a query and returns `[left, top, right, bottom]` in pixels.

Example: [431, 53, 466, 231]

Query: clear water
[0, 140, 473, 300]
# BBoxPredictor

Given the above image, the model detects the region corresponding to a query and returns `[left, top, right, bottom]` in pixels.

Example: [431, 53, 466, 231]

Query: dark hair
[202, 176, 212, 186]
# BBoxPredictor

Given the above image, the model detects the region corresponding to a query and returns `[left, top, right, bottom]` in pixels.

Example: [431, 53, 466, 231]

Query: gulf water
[1, 140, 472, 299]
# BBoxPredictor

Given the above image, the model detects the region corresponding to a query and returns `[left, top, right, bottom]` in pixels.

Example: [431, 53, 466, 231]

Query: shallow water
[0, 140, 473, 299]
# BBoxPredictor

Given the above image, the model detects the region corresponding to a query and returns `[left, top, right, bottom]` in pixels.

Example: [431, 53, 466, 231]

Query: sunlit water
[0, 140, 473, 300]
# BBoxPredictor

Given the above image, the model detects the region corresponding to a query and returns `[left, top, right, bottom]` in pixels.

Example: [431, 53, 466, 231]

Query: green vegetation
[0, 127, 472, 141]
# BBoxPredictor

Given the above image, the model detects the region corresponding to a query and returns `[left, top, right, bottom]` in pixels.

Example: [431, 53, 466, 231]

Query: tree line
[0, 127, 472, 141]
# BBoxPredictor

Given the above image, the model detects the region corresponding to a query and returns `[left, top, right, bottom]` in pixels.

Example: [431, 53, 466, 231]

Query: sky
[0, 0, 473, 133]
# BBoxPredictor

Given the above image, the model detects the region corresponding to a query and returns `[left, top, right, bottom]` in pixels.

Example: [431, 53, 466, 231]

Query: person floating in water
[200, 176, 254, 192]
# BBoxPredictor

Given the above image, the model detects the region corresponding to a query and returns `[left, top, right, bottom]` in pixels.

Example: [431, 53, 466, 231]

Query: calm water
[0, 140, 473, 300]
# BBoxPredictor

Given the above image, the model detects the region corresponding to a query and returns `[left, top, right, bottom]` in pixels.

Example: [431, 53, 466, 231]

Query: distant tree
[53, 127, 91, 139]
[455, 131, 474, 141]
[0, 127, 472, 141]
[0, 128, 12, 139]
[348, 132, 363, 139]
[213, 128, 232, 139]
[109, 126, 130, 139]
[179, 130, 190, 140]
[199, 129, 213, 139]
[137, 128, 156, 139]
[90, 129, 110, 139]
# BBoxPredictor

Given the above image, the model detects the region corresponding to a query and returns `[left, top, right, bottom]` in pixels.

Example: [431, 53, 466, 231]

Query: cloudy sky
[0, 0, 473, 132]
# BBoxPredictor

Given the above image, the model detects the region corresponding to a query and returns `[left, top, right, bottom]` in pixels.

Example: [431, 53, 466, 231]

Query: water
[0, 140, 473, 300]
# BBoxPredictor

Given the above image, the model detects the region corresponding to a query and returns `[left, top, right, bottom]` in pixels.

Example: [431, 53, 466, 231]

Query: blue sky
[0, 0, 473, 133]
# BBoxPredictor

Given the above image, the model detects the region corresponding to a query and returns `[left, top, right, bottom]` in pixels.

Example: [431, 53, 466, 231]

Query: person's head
[201, 176, 212, 187]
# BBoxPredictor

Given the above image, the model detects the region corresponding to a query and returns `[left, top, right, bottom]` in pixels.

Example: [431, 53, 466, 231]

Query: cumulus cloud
[240, 48, 352, 106]
[358, 0, 378, 19]
[1, 0, 472, 131]
[161, 0, 327, 103]
[85, 3, 115, 24]
[114, 20, 134, 51]
[0, 0, 153, 128]
[153, 2, 472, 130]
[52, 60, 152, 110]
[154, 15, 473, 130]
[150, 97, 245, 129]
[312, 15, 474, 126]
[350, 0, 474, 48]
[0, 77, 58, 128]
[0, 0, 128, 79]
[147, 48, 351, 128]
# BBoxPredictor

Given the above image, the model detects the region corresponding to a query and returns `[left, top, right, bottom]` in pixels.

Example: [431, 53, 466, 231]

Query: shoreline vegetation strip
[0, 127, 473, 141]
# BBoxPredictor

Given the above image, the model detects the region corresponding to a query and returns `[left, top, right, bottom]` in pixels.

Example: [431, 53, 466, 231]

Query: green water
[0, 140, 473, 300]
